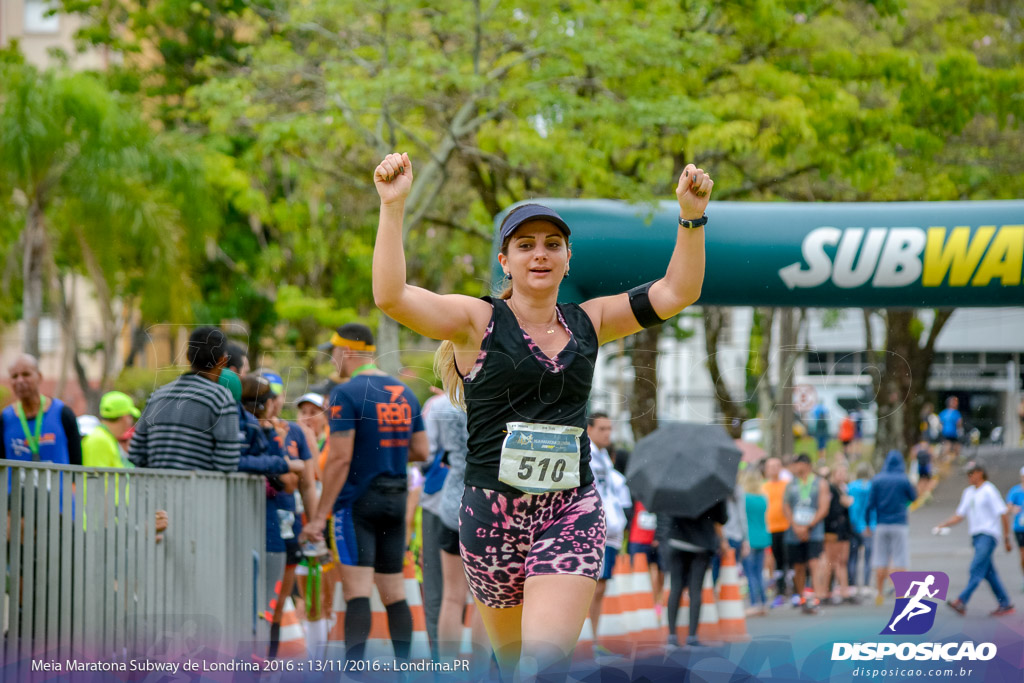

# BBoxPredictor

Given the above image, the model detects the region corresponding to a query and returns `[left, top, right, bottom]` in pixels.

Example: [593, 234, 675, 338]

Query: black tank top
[463, 297, 598, 492]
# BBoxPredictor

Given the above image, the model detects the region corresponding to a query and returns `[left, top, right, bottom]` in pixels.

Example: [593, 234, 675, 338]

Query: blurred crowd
[3, 326, 1022, 662]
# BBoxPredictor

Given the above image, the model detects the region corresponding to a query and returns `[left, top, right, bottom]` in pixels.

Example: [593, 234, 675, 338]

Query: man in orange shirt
[762, 456, 792, 608]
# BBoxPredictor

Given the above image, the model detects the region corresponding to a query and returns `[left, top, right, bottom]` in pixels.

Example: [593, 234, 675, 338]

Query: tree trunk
[22, 200, 47, 358]
[872, 309, 954, 463]
[124, 318, 150, 368]
[57, 275, 101, 414]
[629, 325, 661, 441]
[376, 315, 403, 377]
[773, 308, 799, 459]
[902, 310, 953, 454]
[755, 307, 776, 424]
[56, 277, 74, 400]
[703, 306, 744, 438]
[75, 232, 120, 394]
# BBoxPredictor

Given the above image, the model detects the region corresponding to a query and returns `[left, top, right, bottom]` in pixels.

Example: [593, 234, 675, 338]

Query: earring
[505, 272, 512, 281]
[564, 269, 570, 279]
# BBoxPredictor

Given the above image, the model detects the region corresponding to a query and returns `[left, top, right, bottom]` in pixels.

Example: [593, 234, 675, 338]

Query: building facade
[0, 0, 106, 68]
[590, 307, 1024, 448]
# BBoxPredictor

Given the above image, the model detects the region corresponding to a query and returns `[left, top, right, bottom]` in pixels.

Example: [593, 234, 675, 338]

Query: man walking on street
[939, 396, 964, 463]
[937, 462, 1015, 617]
[299, 323, 429, 665]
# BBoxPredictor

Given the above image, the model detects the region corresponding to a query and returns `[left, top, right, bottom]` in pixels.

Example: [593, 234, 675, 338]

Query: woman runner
[371, 152, 712, 679]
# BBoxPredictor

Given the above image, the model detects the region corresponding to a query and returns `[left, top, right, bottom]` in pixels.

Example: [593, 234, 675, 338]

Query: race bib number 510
[498, 422, 582, 494]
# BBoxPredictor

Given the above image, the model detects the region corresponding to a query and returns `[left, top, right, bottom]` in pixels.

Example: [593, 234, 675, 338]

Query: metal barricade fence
[0, 460, 266, 668]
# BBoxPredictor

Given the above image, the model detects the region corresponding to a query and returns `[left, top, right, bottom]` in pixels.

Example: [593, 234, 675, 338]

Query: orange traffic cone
[365, 586, 396, 659]
[695, 569, 722, 642]
[403, 558, 432, 659]
[595, 554, 633, 656]
[276, 597, 308, 658]
[325, 568, 429, 660]
[324, 584, 390, 657]
[717, 549, 751, 642]
[619, 553, 644, 642]
[328, 576, 345, 642]
[631, 553, 666, 648]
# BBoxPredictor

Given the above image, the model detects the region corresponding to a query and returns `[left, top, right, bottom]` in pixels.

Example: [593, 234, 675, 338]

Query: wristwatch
[678, 214, 708, 229]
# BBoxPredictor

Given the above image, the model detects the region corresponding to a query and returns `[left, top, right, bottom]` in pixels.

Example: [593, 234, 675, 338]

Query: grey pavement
[745, 446, 1024, 637]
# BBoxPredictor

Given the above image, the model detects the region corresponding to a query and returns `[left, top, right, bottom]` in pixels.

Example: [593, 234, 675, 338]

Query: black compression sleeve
[61, 405, 83, 465]
[627, 280, 667, 328]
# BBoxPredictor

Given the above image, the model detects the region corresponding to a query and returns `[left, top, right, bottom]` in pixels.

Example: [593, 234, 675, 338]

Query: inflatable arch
[492, 200, 1023, 307]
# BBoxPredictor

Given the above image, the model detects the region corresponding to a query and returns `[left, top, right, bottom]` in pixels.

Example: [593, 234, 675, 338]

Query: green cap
[218, 368, 243, 402]
[99, 391, 141, 420]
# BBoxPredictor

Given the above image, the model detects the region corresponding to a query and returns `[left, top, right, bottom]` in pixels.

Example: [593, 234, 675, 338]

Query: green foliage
[11, 0, 1024, 384]
[274, 286, 362, 329]
[0, 61, 217, 324]
[820, 309, 843, 329]
[113, 366, 191, 409]
[396, 350, 443, 407]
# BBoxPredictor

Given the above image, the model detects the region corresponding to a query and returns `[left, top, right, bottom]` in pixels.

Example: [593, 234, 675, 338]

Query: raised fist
[374, 152, 413, 205]
[676, 163, 713, 221]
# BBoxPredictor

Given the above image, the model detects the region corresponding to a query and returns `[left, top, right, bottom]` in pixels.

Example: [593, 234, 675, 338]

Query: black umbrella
[625, 422, 742, 517]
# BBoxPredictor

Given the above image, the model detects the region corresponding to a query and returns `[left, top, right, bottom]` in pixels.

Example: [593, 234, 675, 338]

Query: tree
[56, 0, 1024, 421]
[867, 309, 954, 460]
[0, 62, 214, 410]
[688, 0, 1024, 451]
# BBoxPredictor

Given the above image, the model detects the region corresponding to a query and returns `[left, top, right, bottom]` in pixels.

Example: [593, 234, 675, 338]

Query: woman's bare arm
[371, 153, 491, 342]
[581, 164, 711, 344]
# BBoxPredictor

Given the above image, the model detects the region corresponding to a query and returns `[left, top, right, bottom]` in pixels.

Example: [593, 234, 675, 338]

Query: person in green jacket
[82, 391, 139, 469]
[82, 391, 168, 537]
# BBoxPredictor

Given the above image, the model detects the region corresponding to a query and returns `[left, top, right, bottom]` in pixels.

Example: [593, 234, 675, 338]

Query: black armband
[627, 281, 666, 328]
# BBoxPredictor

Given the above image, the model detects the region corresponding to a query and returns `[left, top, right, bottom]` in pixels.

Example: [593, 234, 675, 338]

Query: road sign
[793, 384, 818, 414]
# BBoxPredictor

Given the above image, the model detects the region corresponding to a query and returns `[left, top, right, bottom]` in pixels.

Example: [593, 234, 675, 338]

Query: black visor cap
[499, 204, 571, 243]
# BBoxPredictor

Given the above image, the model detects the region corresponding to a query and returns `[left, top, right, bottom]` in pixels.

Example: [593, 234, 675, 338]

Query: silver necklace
[509, 300, 558, 334]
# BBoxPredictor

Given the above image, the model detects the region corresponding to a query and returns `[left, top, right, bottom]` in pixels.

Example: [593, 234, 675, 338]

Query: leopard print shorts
[459, 484, 606, 608]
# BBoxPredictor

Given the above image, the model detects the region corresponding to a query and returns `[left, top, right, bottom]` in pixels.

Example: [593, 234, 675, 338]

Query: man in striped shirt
[129, 327, 241, 471]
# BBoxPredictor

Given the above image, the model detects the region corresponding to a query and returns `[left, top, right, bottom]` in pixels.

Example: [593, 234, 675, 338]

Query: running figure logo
[883, 571, 950, 635]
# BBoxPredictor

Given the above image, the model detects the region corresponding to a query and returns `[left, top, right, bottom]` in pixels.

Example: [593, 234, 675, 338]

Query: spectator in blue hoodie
[864, 450, 917, 606]
[847, 463, 876, 597]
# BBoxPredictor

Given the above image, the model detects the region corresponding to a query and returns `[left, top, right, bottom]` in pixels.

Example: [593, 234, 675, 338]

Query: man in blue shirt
[1007, 466, 1024, 592]
[2, 354, 81, 465]
[811, 402, 830, 460]
[939, 396, 964, 462]
[300, 323, 428, 665]
[846, 463, 876, 598]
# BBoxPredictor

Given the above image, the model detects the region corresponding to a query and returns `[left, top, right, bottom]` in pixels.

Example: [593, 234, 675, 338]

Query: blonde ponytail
[433, 340, 466, 410]
[434, 270, 511, 411]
